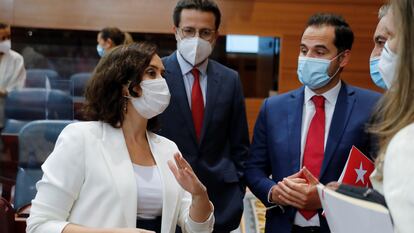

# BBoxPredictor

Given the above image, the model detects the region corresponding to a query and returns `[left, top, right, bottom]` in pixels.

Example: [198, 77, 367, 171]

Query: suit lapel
[320, 84, 356, 179]
[199, 62, 221, 144]
[147, 132, 179, 232]
[164, 53, 198, 144]
[100, 123, 137, 227]
[287, 88, 305, 175]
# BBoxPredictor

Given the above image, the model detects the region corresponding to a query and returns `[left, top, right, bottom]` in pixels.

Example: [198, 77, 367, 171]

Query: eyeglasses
[178, 27, 216, 41]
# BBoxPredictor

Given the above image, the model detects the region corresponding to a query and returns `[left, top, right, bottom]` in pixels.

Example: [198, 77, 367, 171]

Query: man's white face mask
[176, 34, 212, 66]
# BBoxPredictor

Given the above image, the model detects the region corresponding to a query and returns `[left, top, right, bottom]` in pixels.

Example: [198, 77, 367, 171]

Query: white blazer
[383, 123, 414, 233]
[27, 121, 214, 233]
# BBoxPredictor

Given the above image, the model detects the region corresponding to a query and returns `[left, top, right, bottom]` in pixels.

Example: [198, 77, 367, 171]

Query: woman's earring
[123, 98, 128, 113]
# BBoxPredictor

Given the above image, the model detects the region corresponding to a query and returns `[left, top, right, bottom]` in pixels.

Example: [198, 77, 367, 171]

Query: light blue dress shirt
[176, 51, 208, 108]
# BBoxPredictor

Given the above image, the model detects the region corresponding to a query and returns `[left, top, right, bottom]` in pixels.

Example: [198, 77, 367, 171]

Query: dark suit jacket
[245, 83, 381, 233]
[159, 52, 250, 232]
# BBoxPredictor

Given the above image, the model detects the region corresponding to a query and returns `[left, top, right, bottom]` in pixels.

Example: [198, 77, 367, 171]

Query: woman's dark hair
[173, 0, 221, 30]
[83, 42, 159, 131]
[99, 27, 125, 46]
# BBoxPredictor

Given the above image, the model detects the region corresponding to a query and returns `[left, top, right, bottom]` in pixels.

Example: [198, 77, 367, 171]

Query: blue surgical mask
[97, 44, 105, 57]
[369, 57, 387, 89]
[297, 55, 341, 89]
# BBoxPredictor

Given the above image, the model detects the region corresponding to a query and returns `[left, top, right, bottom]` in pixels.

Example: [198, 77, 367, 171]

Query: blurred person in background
[0, 22, 26, 128]
[96, 27, 126, 57]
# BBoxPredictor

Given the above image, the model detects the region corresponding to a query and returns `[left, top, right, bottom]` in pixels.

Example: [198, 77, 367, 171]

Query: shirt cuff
[267, 186, 285, 213]
[185, 202, 215, 233]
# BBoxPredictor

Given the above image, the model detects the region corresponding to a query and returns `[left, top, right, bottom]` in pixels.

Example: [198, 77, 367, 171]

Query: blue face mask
[297, 55, 341, 89]
[369, 57, 387, 89]
[97, 44, 105, 57]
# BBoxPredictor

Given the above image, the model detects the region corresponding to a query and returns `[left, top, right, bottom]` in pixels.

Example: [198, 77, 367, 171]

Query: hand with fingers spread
[168, 152, 207, 196]
[168, 152, 213, 223]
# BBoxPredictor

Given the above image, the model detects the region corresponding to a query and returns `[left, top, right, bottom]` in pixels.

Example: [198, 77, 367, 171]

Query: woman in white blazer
[27, 42, 214, 233]
[369, 1, 414, 232]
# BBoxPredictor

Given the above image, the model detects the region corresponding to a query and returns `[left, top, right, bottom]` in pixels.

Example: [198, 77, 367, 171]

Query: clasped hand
[270, 167, 322, 210]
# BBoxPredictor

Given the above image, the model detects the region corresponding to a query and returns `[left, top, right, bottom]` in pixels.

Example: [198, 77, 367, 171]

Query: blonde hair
[369, 0, 414, 180]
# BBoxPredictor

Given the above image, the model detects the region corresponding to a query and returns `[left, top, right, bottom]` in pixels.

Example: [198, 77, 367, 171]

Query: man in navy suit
[245, 13, 381, 233]
[158, 0, 249, 232]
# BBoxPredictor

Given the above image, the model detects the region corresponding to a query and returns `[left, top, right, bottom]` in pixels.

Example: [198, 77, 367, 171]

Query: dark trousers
[291, 225, 321, 233]
[136, 217, 161, 233]
[136, 217, 184, 233]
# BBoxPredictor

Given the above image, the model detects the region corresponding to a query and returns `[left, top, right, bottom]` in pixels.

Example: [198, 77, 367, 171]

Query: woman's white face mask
[125, 78, 171, 119]
[378, 41, 398, 89]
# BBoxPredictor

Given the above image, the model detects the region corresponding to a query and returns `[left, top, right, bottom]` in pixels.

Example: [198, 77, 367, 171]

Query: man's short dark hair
[173, 0, 221, 30]
[100, 27, 125, 46]
[306, 13, 354, 52]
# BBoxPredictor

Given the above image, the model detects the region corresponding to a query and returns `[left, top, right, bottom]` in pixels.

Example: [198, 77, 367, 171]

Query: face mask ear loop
[329, 66, 341, 79]
[123, 97, 128, 113]
[329, 51, 346, 79]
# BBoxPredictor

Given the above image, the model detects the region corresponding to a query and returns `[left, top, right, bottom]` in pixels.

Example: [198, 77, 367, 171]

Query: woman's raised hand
[167, 152, 207, 196]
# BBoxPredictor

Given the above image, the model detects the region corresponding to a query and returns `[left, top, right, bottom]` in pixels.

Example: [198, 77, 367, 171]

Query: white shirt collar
[304, 80, 342, 105]
[176, 51, 208, 77]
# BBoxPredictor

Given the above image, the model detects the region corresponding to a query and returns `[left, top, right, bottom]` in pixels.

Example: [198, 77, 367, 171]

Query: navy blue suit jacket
[245, 83, 381, 233]
[158, 52, 250, 232]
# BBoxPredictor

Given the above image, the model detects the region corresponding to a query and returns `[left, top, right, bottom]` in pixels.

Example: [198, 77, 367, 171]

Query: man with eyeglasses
[158, 0, 249, 232]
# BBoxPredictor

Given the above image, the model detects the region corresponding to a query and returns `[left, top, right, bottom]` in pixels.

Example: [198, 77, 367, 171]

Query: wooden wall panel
[10, 0, 177, 33]
[0, 0, 384, 93]
[245, 98, 264, 140]
[0, 0, 14, 24]
[219, 1, 381, 36]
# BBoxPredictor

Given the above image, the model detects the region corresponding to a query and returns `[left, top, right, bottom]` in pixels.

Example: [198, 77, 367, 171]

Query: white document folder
[317, 184, 394, 233]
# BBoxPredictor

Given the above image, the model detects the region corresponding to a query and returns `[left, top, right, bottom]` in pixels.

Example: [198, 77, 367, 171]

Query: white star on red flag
[354, 162, 367, 184]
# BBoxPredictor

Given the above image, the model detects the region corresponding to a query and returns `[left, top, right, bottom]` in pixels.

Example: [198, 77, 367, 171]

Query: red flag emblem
[338, 146, 375, 187]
